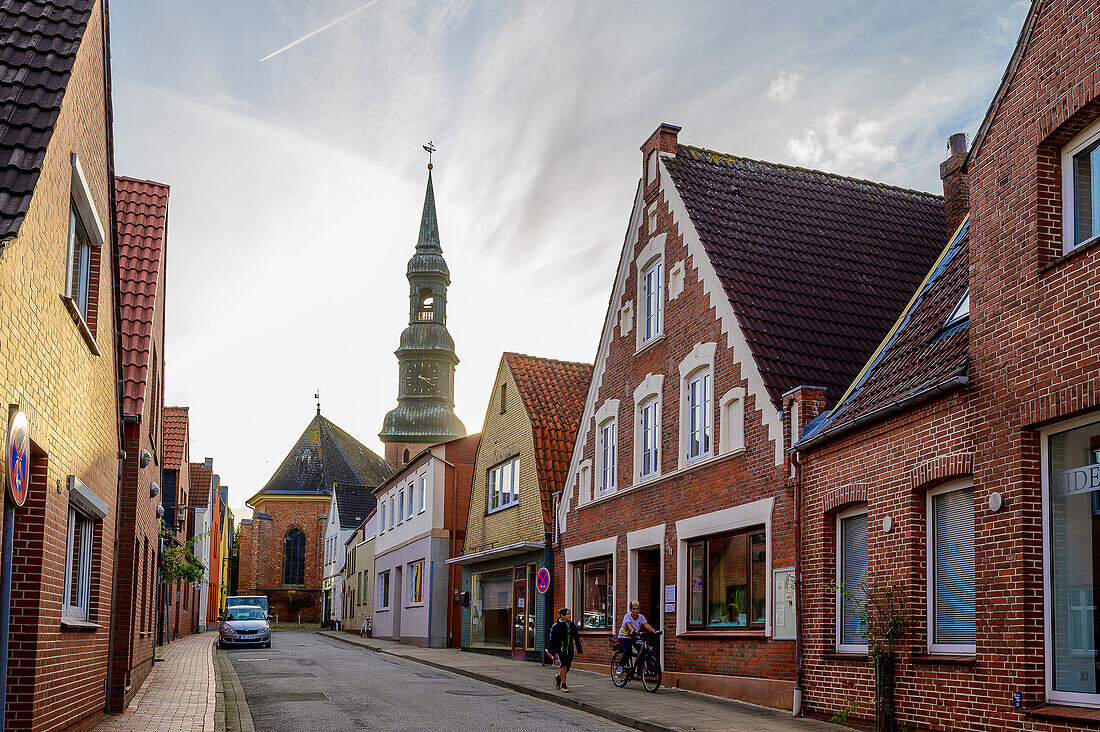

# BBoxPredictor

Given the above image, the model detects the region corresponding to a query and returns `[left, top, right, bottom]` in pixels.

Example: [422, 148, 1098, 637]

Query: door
[512, 576, 527, 660]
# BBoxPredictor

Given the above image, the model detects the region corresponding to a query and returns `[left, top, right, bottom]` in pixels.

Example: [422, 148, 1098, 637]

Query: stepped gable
[801, 218, 970, 446]
[504, 353, 593, 529]
[251, 413, 393, 503]
[663, 145, 946, 406]
[162, 406, 188, 470]
[333, 484, 376, 530]
[116, 176, 169, 417]
[0, 0, 97, 246]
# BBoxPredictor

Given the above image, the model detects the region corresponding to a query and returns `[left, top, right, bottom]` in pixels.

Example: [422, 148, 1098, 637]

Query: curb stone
[213, 643, 256, 732]
[321, 631, 677, 732]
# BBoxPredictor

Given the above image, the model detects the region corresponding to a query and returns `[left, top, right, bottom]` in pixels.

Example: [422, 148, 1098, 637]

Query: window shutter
[840, 512, 868, 645]
[933, 487, 976, 645]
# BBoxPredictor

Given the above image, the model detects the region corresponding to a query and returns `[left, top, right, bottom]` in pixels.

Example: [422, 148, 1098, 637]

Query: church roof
[406, 168, 449, 281]
[250, 412, 393, 505]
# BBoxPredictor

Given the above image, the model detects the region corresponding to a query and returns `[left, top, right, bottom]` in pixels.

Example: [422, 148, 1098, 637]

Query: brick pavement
[320, 631, 839, 732]
[95, 632, 217, 732]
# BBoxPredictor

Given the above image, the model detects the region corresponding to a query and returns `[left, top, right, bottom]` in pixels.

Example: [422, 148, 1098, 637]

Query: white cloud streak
[259, 0, 384, 62]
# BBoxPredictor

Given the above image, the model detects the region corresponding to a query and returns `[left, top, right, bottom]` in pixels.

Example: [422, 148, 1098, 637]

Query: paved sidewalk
[320, 631, 837, 732]
[96, 632, 217, 732]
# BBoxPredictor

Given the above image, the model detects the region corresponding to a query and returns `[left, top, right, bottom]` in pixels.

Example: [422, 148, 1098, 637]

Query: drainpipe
[0, 497, 14, 730]
[791, 449, 804, 717]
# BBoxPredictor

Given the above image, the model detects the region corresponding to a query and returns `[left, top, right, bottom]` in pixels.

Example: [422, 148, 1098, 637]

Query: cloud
[786, 109, 897, 176]
[767, 71, 802, 102]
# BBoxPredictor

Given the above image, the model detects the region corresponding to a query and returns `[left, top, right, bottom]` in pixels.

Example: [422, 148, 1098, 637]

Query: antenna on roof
[423, 141, 436, 170]
[315, 390, 321, 415]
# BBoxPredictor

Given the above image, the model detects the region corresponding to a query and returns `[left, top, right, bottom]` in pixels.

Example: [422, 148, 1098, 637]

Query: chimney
[204, 457, 213, 470]
[641, 123, 681, 192]
[940, 132, 969, 239]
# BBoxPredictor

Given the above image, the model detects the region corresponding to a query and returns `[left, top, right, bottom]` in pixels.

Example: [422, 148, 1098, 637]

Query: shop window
[471, 569, 512, 648]
[572, 557, 612, 629]
[408, 560, 424, 605]
[378, 570, 390, 610]
[1064, 119, 1100, 252]
[283, 529, 305, 586]
[836, 506, 868, 652]
[687, 527, 766, 629]
[1045, 417, 1100, 703]
[488, 456, 520, 513]
[927, 480, 975, 653]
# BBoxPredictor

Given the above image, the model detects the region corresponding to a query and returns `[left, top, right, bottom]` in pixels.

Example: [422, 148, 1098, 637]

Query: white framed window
[1043, 414, 1100, 704]
[418, 474, 426, 513]
[407, 560, 424, 606]
[642, 259, 663, 344]
[398, 490, 404, 524]
[686, 370, 712, 461]
[407, 483, 414, 519]
[639, 398, 659, 479]
[578, 459, 593, 505]
[927, 479, 976, 654]
[1063, 117, 1100, 253]
[599, 419, 617, 494]
[378, 570, 391, 610]
[63, 508, 94, 621]
[836, 505, 868, 653]
[389, 496, 395, 529]
[379, 502, 386, 533]
[488, 456, 519, 513]
[65, 155, 105, 326]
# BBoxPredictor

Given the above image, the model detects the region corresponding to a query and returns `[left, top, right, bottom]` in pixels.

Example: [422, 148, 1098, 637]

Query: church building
[237, 409, 392, 622]
[379, 160, 466, 468]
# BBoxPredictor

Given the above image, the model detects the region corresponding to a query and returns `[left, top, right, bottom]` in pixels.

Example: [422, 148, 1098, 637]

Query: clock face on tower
[404, 361, 440, 396]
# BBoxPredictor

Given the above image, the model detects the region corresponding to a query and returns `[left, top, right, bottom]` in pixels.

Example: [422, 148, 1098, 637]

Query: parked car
[227, 594, 269, 618]
[219, 605, 271, 649]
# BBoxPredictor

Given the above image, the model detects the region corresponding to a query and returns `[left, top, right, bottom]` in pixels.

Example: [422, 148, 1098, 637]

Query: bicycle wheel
[611, 650, 629, 687]
[640, 655, 662, 692]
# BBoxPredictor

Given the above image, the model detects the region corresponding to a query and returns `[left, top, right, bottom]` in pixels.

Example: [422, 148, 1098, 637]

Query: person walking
[546, 607, 583, 692]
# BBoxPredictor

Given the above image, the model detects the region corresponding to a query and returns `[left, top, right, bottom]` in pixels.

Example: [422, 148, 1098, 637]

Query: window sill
[376, 608, 390, 613]
[635, 333, 666, 356]
[678, 630, 766, 639]
[60, 617, 101, 631]
[1042, 233, 1100, 275]
[405, 603, 425, 609]
[486, 502, 518, 517]
[61, 295, 101, 356]
[578, 629, 613, 636]
[910, 653, 976, 666]
[1026, 703, 1100, 722]
[822, 651, 868, 662]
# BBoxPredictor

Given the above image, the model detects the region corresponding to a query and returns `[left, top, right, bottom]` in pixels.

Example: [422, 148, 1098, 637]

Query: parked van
[227, 595, 269, 617]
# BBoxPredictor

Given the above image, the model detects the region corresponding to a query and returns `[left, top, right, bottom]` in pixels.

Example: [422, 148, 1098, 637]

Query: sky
[108, 0, 1031, 521]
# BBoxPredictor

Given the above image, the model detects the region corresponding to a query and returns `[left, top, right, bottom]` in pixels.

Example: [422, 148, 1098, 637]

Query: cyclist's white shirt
[619, 612, 648, 637]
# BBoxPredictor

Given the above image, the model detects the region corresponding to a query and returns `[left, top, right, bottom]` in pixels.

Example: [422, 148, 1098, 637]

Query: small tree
[829, 578, 913, 732]
[159, 526, 208, 584]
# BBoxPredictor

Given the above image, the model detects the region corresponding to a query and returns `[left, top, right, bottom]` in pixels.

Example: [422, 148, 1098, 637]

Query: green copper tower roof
[380, 164, 466, 445]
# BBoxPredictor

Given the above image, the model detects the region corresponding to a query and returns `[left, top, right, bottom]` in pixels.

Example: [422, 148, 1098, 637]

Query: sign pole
[2, 409, 30, 729]
[1, 497, 14, 730]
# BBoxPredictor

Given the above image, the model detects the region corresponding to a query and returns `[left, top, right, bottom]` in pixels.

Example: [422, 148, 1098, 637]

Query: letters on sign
[1052, 464, 1100, 497]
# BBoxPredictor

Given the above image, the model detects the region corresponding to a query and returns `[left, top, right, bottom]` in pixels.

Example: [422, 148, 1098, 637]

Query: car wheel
[218, 640, 225, 649]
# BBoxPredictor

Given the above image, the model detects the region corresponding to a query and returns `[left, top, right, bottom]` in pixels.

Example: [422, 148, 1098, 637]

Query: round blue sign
[7, 411, 30, 507]
[536, 566, 550, 594]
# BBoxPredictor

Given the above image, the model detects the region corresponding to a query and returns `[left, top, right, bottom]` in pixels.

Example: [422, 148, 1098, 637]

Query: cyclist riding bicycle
[616, 601, 658, 674]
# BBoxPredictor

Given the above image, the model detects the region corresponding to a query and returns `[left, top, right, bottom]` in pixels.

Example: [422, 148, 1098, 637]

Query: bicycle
[610, 630, 662, 692]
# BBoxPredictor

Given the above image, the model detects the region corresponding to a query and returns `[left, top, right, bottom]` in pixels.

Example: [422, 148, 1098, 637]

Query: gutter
[796, 374, 969, 451]
[791, 449, 803, 717]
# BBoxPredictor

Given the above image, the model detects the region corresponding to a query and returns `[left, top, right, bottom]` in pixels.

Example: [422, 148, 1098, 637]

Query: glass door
[512, 575, 527, 660]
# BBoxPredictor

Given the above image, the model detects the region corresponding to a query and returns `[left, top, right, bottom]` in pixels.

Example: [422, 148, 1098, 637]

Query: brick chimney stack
[940, 132, 969, 239]
[640, 123, 681, 195]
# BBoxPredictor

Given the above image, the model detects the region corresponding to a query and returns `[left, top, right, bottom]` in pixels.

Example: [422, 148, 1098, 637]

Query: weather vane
[423, 141, 436, 170]
[314, 389, 321, 415]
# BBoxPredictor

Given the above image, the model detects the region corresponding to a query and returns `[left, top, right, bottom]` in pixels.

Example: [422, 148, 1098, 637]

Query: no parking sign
[535, 567, 550, 594]
[6, 411, 29, 507]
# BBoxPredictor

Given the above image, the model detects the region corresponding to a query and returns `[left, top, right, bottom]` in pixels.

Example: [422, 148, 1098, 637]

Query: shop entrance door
[512, 576, 527, 660]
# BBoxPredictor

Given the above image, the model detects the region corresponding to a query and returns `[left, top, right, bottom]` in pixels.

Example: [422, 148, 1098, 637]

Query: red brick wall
[443, 435, 479, 646]
[238, 498, 327, 622]
[556, 129, 795, 699]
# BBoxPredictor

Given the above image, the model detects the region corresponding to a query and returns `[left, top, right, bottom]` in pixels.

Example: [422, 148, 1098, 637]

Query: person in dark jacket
[546, 607, 582, 692]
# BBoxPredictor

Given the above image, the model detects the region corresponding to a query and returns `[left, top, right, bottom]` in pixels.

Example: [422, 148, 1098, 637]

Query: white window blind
[839, 511, 868, 648]
[932, 486, 975, 648]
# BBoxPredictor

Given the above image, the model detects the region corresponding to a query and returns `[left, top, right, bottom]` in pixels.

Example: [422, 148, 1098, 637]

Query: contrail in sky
[260, 0, 384, 62]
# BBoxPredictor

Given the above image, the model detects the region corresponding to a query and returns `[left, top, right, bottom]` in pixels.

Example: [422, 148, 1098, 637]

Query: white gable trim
[659, 156, 784, 466]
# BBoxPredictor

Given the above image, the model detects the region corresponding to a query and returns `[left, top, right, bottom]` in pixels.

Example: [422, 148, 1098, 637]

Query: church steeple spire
[379, 150, 466, 467]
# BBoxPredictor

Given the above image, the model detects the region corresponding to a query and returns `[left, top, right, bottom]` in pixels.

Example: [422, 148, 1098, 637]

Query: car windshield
[226, 607, 265, 621]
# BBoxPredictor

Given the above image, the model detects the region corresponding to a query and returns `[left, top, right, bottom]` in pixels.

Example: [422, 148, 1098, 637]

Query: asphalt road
[228, 630, 631, 732]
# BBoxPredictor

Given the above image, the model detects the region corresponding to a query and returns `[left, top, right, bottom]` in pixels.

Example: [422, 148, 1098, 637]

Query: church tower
[379, 159, 466, 468]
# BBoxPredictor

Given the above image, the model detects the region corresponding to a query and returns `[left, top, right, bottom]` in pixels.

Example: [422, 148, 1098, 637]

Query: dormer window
[945, 292, 970, 327]
[1062, 118, 1100, 253]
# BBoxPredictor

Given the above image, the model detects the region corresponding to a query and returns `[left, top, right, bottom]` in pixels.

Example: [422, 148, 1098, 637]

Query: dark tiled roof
[162, 406, 188, 470]
[188, 462, 211, 508]
[801, 218, 969, 445]
[334, 484, 376, 530]
[250, 413, 393, 504]
[0, 0, 96, 245]
[116, 176, 169, 417]
[504, 353, 593, 530]
[664, 145, 946, 406]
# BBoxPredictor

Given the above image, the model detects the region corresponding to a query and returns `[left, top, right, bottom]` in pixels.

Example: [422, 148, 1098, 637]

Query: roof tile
[162, 406, 188, 471]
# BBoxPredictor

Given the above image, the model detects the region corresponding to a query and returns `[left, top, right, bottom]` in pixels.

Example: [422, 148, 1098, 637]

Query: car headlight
[224, 628, 237, 635]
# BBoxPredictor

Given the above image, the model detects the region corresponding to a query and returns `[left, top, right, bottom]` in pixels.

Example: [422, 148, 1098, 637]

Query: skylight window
[946, 292, 969, 327]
